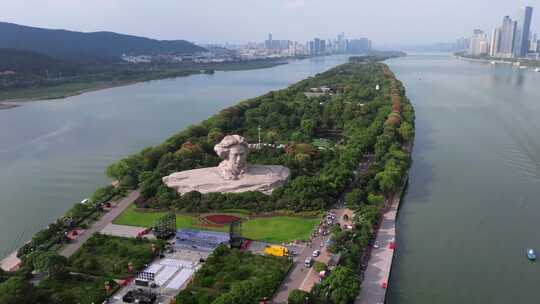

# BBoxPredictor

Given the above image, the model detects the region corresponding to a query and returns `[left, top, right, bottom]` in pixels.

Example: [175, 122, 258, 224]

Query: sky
[2, 0, 540, 46]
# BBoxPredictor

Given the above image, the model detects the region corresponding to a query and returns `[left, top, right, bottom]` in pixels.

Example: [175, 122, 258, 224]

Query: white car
[312, 250, 321, 257]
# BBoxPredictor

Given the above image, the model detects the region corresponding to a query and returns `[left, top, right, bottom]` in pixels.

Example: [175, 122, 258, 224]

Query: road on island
[355, 189, 402, 304]
[59, 190, 139, 257]
[272, 209, 345, 304]
[272, 155, 373, 303]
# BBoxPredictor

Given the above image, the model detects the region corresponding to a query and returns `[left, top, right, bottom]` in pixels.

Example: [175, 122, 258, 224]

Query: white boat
[520, 66, 528, 69]
[527, 248, 537, 261]
[535, 68, 540, 72]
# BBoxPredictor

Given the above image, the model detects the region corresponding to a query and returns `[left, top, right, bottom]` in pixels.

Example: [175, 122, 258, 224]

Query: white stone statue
[214, 135, 249, 180]
[162, 135, 290, 195]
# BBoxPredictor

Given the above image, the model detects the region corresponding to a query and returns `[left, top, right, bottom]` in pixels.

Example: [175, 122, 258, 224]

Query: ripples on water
[387, 54, 540, 304]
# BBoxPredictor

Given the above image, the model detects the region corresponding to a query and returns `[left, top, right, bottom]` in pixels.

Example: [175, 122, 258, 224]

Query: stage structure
[175, 229, 230, 251]
[153, 211, 176, 239]
[229, 219, 243, 249]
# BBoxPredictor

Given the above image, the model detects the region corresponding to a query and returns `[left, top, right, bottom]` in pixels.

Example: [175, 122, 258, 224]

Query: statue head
[214, 135, 249, 180]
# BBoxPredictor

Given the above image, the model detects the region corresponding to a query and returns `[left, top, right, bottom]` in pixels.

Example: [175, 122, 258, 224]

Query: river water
[387, 54, 540, 303]
[0, 55, 350, 258]
[2, 54, 539, 302]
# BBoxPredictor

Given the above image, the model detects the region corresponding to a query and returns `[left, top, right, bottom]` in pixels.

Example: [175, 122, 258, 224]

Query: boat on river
[526, 248, 536, 261]
[534, 68, 540, 72]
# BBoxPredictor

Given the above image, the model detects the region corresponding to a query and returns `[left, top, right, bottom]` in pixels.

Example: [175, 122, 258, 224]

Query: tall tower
[490, 28, 501, 57]
[513, 6, 533, 58]
[499, 16, 517, 58]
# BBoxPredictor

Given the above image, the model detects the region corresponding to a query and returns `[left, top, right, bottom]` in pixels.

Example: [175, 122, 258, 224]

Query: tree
[0, 277, 37, 304]
[288, 289, 311, 304]
[398, 121, 414, 143]
[34, 252, 68, 280]
[317, 266, 359, 304]
[367, 193, 384, 205]
[313, 261, 327, 273]
[345, 189, 361, 208]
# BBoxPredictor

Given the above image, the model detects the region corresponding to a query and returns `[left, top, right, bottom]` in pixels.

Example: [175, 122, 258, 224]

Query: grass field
[243, 216, 320, 243]
[113, 205, 320, 243]
[113, 205, 210, 230]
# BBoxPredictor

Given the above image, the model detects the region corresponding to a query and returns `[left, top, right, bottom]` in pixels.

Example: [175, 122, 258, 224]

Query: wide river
[1, 54, 539, 302]
[387, 54, 540, 303]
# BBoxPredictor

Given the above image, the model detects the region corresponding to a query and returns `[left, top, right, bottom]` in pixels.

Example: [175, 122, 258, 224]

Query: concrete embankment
[355, 180, 407, 304]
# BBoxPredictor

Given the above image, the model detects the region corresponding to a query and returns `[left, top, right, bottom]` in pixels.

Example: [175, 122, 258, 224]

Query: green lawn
[243, 216, 320, 243]
[113, 205, 201, 229]
[114, 205, 320, 243]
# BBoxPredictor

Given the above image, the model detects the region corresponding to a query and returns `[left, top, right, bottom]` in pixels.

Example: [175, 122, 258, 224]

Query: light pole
[258, 125, 262, 149]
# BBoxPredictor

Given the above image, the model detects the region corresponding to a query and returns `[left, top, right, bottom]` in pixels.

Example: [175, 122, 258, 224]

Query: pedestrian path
[0, 251, 21, 272]
[59, 190, 139, 257]
[355, 189, 403, 304]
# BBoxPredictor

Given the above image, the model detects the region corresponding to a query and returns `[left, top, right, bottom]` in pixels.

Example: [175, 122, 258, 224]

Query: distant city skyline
[468, 5, 537, 58]
[2, 0, 540, 47]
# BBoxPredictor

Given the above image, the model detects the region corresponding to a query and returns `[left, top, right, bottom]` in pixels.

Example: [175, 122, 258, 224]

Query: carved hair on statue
[214, 135, 248, 159]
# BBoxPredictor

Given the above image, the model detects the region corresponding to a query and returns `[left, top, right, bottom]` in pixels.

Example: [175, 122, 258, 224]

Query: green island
[0, 56, 414, 304]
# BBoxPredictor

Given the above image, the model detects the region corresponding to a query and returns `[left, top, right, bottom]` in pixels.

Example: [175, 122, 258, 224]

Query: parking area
[271, 209, 343, 303]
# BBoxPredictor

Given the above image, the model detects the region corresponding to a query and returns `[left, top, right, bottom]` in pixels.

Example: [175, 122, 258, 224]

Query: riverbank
[455, 53, 540, 68]
[355, 178, 408, 304]
[0, 58, 290, 109]
[0, 102, 19, 110]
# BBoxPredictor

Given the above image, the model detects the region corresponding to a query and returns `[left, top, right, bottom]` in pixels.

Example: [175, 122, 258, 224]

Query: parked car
[312, 250, 321, 257]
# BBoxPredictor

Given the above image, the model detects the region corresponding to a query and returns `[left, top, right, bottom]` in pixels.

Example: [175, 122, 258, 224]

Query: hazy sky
[2, 0, 540, 46]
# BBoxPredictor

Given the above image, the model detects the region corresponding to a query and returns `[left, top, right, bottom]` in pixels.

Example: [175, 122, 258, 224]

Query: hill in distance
[0, 22, 206, 61]
[0, 48, 83, 76]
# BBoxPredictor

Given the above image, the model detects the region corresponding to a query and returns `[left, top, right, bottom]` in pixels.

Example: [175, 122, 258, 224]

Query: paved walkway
[0, 251, 21, 272]
[100, 223, 149, 239]
[355, 191, 402, 304]
[59, 190, 139, 257]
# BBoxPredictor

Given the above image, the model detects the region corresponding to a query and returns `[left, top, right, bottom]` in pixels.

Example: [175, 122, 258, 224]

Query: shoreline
[355, 175, 409, 304]
[455, 54, 540, 69]
[0, 59, 292, 110]
[0, 80, 139, 109]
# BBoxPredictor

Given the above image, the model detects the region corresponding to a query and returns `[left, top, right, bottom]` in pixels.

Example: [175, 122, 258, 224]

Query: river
[387, 54, 540, 303]
[0, 55, 350, 258]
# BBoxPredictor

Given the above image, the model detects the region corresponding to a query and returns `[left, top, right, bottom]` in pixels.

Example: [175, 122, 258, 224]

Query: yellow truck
[264, 245, 289, 257]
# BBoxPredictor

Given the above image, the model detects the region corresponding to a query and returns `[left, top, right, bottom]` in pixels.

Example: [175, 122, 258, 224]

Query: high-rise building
[337, 32, 347, 53]
[490, 28, 501, 57]
[455, 37, 470, 51]
[320, 40, 326, 55]
[498, 16, 517, 58]
[512, 6, 533, 58]
[265, 33, 273, 49]
[314, 38, 321, 55]
[469, 29, 489, 56]
[529, 33, 538, 52]
[347, 38, 372, 54]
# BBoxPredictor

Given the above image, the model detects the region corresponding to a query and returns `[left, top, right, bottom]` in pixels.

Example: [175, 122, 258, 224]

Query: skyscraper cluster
[241, 33, 373, 59]
[469, 6, 538, 58]
[307, 34, 372, 56]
